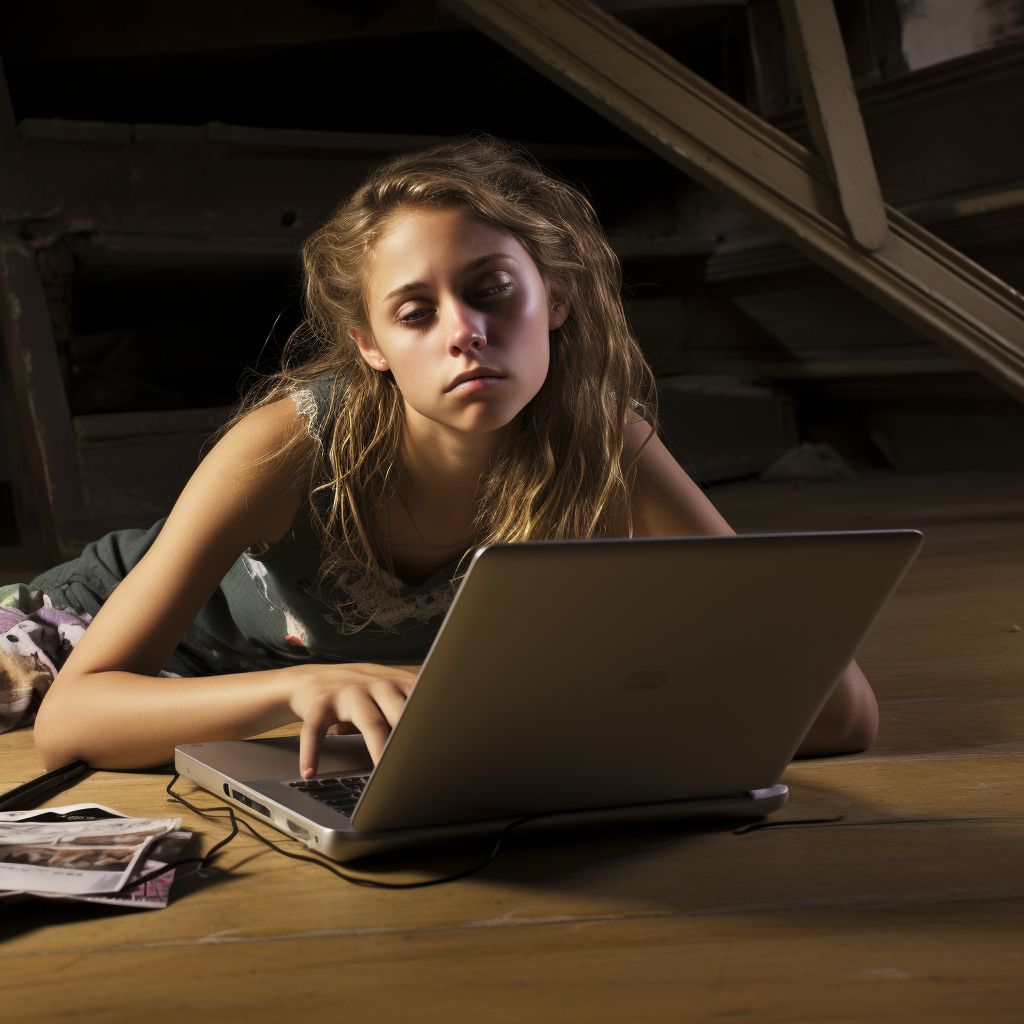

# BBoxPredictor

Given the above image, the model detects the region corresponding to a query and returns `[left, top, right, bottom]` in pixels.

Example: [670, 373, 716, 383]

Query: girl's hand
[288, 663, 418, 777]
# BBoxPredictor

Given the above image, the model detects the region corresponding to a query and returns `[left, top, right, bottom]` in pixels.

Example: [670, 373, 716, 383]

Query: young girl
[12, 138, 876, 777]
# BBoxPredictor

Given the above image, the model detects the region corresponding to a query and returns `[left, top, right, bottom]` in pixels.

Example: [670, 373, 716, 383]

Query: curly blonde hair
[232, 136, 656, 626]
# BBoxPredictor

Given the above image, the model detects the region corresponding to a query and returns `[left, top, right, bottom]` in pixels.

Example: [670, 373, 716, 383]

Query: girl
[15, 138, 876, 777]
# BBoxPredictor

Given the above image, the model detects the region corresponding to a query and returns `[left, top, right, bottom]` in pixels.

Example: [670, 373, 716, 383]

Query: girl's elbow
[840, 668, 880, 753]
[845, 697, 879, 753]
[826, 700, 878, 755]
[795, 671, 879, 757]
[32, 685, 84, 771]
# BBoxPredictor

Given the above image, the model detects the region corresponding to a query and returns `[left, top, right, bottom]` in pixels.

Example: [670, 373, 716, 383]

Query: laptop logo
[623, 670, 669, 691]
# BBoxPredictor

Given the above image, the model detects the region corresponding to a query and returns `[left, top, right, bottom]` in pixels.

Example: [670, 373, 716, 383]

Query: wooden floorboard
[1, 471, 1022, 1022]
[5, 903, 1023, 1024]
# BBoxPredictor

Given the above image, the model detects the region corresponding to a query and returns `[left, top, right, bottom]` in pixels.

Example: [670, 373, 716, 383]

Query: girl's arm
[33, 398, 415, 777]
[624, 421, 878, 756]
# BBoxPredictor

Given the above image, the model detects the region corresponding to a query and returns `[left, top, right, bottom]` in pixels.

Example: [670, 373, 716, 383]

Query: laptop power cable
[160, 772, 540, 891]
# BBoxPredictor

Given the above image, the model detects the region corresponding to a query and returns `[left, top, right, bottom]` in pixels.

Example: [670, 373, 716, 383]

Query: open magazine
[0, 803, 191, 909]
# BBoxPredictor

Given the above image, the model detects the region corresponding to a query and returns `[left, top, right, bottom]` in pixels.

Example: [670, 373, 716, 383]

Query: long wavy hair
[231, 136, 657, 628]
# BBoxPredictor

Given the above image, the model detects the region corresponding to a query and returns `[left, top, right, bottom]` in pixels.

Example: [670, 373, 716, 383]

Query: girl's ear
[350, 327, 389, 372]
[548, 290, 569, 331]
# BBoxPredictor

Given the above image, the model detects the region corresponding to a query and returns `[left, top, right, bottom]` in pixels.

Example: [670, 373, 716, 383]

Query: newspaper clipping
[0, 803, 186, 904]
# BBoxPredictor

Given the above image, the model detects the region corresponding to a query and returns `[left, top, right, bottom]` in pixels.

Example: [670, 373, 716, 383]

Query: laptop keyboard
[287, 775, 369, 818]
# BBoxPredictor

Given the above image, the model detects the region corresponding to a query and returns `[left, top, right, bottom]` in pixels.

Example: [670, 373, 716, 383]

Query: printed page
[0, 826, 193, 910]
[0, 811, 181, 895]
[75, 831, 194, 909]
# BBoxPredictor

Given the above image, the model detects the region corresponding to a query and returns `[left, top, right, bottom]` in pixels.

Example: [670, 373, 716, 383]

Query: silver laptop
[176, 530, 922, 861]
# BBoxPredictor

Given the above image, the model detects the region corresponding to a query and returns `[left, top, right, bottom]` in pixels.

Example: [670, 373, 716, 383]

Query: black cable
[733, 815, 844, 834]
[732, 814, 1016, 835]
[153, 772, 539, 891]
[119, 790, 241, 892]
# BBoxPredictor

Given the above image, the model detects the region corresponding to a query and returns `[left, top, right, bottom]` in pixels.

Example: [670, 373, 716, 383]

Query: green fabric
[31, 375, 466, 676]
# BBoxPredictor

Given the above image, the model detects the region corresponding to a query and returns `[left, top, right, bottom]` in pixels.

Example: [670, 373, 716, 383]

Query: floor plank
[6, 901, 1023, 1024]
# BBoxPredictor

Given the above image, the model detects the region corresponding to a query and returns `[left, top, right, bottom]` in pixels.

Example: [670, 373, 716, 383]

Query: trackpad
[214, 735, 373, 781]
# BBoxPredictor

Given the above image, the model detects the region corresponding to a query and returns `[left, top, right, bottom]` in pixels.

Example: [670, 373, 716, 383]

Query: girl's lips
[448, 375, 506, 395]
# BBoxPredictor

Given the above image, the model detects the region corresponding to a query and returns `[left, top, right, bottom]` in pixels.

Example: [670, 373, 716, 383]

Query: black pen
[0, 759, 90, 812]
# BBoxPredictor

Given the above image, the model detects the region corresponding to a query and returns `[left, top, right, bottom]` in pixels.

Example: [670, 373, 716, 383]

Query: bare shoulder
[180, 395, 313, 543]
[207, 395, 312, 476]
[622, 406, 656, 466]
[621, 410, 733, 538]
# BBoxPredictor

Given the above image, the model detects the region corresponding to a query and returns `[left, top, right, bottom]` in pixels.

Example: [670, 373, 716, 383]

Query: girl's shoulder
[621, 403, 655, 468]
[187, 396, 314, 552]
[199, 371, 348, 548]
[228, 394, 311, 459]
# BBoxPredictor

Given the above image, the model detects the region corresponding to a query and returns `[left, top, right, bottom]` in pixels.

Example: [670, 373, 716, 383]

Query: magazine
[62, 829, 193, 910]
[0, 803, 183, 897]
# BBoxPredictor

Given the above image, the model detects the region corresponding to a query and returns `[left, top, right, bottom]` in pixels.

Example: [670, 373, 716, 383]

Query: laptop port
[231, 788, 271, 817]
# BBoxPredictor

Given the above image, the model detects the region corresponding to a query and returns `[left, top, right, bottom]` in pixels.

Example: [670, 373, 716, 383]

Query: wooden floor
[2, 471, 1022, 1023]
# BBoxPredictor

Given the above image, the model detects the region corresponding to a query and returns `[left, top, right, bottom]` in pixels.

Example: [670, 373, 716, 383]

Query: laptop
[176, 530, 922, 861]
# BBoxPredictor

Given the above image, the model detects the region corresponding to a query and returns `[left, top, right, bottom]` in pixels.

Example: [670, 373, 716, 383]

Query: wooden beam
[778, 0, 888, 252]
[0, 246, 89, 560]
[0, 60, 87, 559]
[447, 0, 1024, 403]
[11, 120, 653, 244]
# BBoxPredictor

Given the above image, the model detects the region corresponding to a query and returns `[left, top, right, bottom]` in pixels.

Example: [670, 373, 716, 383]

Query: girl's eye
[478, 282, 514, 298]
[397, 280, 516, 323]
[399, 307, 433, 324]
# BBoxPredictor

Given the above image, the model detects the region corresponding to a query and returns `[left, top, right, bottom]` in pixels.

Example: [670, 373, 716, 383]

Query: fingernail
[302, 768, 313, 779]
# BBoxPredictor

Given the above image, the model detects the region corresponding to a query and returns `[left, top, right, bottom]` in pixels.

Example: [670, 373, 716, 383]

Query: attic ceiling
[0, 1, 751, 144]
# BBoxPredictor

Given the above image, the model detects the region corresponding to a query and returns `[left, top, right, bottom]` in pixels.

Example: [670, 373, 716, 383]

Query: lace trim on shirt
[325, 565, 460, 634]
[291, 388, 319, 439]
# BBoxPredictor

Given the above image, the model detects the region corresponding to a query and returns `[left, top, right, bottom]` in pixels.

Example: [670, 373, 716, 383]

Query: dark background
[2, 0, 1024, 549]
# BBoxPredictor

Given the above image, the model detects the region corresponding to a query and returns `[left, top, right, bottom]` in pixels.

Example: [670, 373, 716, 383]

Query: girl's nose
[447, 302, 487, 355]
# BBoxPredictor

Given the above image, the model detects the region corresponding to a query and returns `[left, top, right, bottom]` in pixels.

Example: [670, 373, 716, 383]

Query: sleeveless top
[31, 375, 467, 677]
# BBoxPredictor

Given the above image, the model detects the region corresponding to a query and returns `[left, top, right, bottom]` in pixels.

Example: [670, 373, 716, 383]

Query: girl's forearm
[33, 666, 303, 771]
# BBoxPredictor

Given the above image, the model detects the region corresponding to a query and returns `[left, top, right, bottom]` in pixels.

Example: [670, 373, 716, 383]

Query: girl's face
[351, 205, 566, 437]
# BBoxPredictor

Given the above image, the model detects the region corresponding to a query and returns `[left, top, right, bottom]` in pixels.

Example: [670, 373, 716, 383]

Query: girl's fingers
[372, 680, 411, 728]
[296, 669, 415, 776]
[299, 714, 328, 779]
[325, 723, 358, 736]
[348, 693, 392, 764]
[393, 670, 418, 695]
[363, 664, 417, 695]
